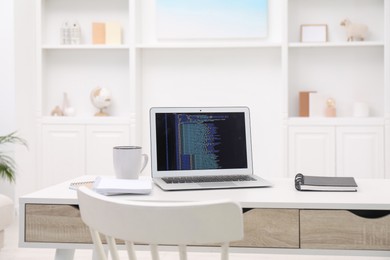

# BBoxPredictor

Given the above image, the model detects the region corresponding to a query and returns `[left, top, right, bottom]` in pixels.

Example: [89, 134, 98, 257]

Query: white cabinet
[289, 125, 384, 178]
[285, 0, 389, 178]
[33, 0, 134, 188]
[41, 125, 85, 187]
[41, 124, 129, 187]
[336, 127, 384, 178]
[86, 125, 130, 176]
[288, 127, 335, 177]
[287, 0, 386, 118]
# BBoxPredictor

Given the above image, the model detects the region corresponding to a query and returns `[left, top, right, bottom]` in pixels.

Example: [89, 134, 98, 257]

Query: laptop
[149, 107, 272, 191]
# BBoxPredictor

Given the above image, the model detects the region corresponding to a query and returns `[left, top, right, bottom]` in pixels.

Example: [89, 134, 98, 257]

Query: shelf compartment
[41, 49, 130, 117]
[40, 0, 130, 46]
[288, 0, 385, 43]
[288, 47, 385, 118]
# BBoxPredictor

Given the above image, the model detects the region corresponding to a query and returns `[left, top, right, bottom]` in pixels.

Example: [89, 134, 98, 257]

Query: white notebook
[93, 176, 153, 195]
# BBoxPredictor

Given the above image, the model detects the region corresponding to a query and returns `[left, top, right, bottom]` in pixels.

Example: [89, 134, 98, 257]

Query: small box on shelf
[299, 91, 316, 117]
[92, 23, 105, 44]
[92, 22, 122, 45]
[105, 22, 122, 45]
[309, 93, 327, 117]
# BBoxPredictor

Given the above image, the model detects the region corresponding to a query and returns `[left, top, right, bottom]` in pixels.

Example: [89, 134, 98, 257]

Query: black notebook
[295, 173, 358, 192]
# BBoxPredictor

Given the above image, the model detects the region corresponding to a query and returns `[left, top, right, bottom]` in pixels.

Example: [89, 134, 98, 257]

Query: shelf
[288, 42, 385, 48]
[136, 42, 281, 49]
[42, 45, 130, 50]
[39, 116, 132, 125]
[287, 117, 385, 126]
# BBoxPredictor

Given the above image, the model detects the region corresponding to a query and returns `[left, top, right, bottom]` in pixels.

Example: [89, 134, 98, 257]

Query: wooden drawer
[300, 210, 390, 250]
[232, 209, 299, 248]
[25, 204, 92, 243]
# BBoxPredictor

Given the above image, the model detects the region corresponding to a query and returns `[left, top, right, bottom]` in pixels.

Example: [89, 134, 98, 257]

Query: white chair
[77, 187, 243, 260]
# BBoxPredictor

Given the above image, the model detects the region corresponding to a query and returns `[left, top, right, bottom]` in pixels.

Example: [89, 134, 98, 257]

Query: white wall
[0, 0, 16, 199]
[0, 1, 15, 133]
[14, 0, 38, 199]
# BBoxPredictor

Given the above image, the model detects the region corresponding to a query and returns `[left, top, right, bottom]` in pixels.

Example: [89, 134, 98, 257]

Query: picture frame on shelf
[300, 24, 328, 43]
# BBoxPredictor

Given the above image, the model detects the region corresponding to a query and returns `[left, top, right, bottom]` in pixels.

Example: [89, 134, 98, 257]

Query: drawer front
[25, 204, 92, 243]
[232, 209, 299, 248]
[300, 210, 390, 250]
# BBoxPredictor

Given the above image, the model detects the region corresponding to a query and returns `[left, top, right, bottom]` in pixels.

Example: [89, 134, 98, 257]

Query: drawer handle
[71, 205, 80, 210]
[243, 208, 253, 213]
[349, 210, 390, 219]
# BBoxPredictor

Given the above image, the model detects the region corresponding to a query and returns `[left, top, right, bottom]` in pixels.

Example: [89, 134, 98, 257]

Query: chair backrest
[77, 186, 243, 260]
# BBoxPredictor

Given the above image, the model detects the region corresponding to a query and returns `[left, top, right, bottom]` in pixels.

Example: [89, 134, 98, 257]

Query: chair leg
[221, 242, 229, 260]
[150, 244, 160, 260]
[106, 235, 120, 260]
[178, 244, 187, 260]
[125, 241, 137, 260]
[89, 228, 107, 260]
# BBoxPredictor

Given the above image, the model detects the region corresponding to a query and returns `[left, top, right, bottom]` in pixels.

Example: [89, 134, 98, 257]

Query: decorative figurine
[61, 21, 81, 45]
[51, 105, 64, 116]
[325, 98, 336, 117]
[62, 92, 76, 116]
[340, 19, 368, 41]
[60, 21, 71, 45]
[70, 21, 81, 44]
[90, 87, 112, 116]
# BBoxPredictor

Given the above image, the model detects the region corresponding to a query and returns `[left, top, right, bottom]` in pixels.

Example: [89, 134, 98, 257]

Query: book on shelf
[294, 173, 358, 192]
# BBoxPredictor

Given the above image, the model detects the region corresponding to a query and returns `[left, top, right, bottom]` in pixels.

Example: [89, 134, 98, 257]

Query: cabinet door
[336, 127, 384, 178]
[86, 125, 130, 176]
[288, 127, 335, 177]
[41, 125, 85, 187]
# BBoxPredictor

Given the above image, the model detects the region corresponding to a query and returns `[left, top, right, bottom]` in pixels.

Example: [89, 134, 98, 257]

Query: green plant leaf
[0, 132, 28, 183]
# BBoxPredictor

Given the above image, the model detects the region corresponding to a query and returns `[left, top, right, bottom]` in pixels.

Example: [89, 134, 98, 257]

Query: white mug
[113, 146, 148, 179]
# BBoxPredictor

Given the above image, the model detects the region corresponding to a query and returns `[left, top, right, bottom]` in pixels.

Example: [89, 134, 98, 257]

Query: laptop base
[154, 175, 272, 191]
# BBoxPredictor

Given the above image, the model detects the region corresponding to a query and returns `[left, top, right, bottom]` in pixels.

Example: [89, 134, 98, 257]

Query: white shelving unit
[34, 0, 134, 188]
[287, 0, 386, 118]
[285, 0, 389, 178]
[18, 0, 390, 190]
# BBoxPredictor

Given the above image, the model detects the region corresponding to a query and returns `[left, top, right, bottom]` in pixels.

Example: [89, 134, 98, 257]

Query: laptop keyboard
[162, 175, 256, 184]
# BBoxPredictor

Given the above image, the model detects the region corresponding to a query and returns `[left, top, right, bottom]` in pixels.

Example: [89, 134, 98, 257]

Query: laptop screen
[150, 107, 253, 177]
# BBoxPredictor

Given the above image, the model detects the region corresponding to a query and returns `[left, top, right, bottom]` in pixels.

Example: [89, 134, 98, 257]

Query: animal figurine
[340, 19, 368, 41]
[51, 105, 64, 116]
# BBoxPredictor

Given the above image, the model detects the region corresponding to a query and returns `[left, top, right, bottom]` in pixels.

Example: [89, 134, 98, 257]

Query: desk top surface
[20, 176, 390, 210]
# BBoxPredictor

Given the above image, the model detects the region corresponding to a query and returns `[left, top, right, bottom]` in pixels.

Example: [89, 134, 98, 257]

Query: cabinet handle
[348, 210, 390, 219]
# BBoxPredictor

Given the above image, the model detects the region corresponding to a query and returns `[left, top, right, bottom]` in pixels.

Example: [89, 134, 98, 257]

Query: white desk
[19, 176, 390, 259]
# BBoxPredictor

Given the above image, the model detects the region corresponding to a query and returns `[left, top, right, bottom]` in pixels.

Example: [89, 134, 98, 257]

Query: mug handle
[140, 154, 149, 172]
